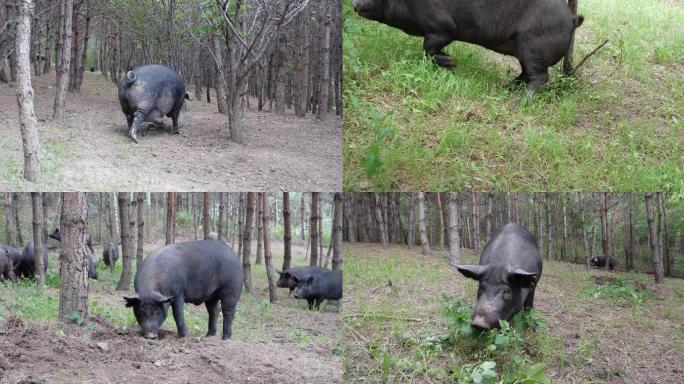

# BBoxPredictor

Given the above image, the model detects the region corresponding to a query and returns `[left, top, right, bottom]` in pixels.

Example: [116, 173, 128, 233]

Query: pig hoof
[130, 134, 139, 144]
[434, 54, 455, 68]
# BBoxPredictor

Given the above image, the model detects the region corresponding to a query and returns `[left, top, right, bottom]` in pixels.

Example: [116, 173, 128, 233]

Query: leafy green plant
[442, 296, 474, 340]
[582, 277, 653, 306]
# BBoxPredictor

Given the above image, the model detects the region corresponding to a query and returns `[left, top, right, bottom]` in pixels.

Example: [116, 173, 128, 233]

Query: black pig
[293, 270, 343, 310]
[124, 240, 243, 340]
[352, 0, 584, 96]
[118, 64, 189, 143]
[455, 223, 542, 331]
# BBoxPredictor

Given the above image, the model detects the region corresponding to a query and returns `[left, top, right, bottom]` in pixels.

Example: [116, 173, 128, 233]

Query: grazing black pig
[103, 242, 119, 268]
[276, 266, 331, 296]
[455, 223, 542, 331]
[293, 270, 343, 310]
[118, 64, 189, 143]
[16, 241, 49, 278]
[589, 255, 617, 270]
[0, 248, 17, 283]
[352, 0, 584, 95]
[124, 240, 243, 340]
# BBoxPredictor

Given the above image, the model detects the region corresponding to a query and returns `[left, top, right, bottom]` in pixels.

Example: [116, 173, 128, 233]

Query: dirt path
[0, 313, 341, 384]
[0, 72, 341, 191]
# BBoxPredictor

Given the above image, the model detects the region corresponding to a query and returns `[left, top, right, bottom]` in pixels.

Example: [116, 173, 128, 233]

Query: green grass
[343, 0, 684, 190]
[342, 243, 684, 383]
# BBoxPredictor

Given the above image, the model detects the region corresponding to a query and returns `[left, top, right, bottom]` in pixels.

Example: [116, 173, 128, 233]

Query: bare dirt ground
[0, 72, 341, 191]
[0, 312, 341, 384]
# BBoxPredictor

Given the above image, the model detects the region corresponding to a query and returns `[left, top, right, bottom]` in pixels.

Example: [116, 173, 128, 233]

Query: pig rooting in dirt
[455, 223, 542, 331]
[118, 64, 188, 143]
[124, 240, 243, 340]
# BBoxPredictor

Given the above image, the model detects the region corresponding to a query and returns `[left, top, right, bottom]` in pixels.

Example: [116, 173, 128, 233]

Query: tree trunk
[136, 192, 144, 271]
[31, 192, 45, 287]
[53, 0, 73, 120]
[282, 192, 292, 271]
[202, 192, 209, 239]
[255, 193, 263, 265]
[165, 192, 175, 244]
[332, 192, 343, 272]
[16, 0, 40, 181]
[448, 193, 461, 267]
[4, 193, 16, 246]
[242, 193, 254, 292]
[645, 193, 664, 284]
[407, 194, 415, 249]
[657, 193, 670, 276]
[309, 193, 319, 267]
[217, 192, 224, 241]
[471, 193, 480, 255]
[12, 193, 23, 247]
[578, 193, 591, 269]
[317, 2, 331, 121]
[373, 193, 388, 247]
[192, 193, 198, 240]
[436, 193, 445, 250]
[485, 193, 492, 243]
[600, 192, 611, 270]
[418, 192, 430, 255]
[116, 193, 132, 290]
[58, 192, 89, 321]
[627, 193, 635, 271]
[300, 193, 306, 240]
[261, 193, 278, 303]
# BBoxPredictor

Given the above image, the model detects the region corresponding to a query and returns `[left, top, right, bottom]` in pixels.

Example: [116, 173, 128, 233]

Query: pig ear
[124, 294, 140, 307]
[508, 269, 538, 286]
[454, 265, 487, 281]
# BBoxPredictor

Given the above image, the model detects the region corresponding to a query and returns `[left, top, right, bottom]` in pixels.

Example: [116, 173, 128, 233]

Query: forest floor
[341, 243, 684, 383]
[0, 71, 342, 191]
[0, 238, 342, 384]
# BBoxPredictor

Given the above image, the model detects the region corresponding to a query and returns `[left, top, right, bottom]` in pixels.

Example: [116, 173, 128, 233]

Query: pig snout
[143, 331, 159, 339]
[471, 315, 492, 331]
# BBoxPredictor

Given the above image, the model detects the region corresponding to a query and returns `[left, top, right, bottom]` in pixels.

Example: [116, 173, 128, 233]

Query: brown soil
[0, 312, 341, 384]
[0, 72, 341, 191]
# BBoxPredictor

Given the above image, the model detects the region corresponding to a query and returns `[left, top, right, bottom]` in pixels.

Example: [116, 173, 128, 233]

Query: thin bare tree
[262, 193, 278, 303]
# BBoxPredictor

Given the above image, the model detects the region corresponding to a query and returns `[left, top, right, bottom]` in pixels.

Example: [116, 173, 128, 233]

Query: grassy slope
[343, 0, 684, 191]
[342, 243, 684, 383]
[0, 240, 340, 350]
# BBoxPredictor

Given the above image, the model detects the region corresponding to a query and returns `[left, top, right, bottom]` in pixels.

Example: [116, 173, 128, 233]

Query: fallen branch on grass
[572, 39, 610, 76]
[344, 313, 425, 322]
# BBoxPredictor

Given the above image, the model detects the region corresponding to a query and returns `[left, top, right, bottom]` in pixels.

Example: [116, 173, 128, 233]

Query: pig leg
[423, 34, 455, 68]
[306, 298, 315, 310]
[205, 298, 220, 337]
[170, 107, 181, 134]
[220, 295, 239, 340]
[125, 114, 134, 129]
[171, 297, 187, 338]
[129, 111, 146, 143]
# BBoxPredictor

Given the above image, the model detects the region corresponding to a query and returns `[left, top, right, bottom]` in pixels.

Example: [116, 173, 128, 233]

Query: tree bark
[471, 193, 480, 254]
[58, 192, 89, 322]
[418, 192, 430, 255]
[116, 193, 132, 290]
[282, 192, 292, 271]
[4, 193, 15, 246]
[31, 192, 45, 287]
[165, 192, 175, 244]
[300, 193, 306, 240]
[16, 0, 40, 181]
[627, 193, 635, 271]
[256, 193, 263, 265]
[202, 192, 210, 239]
[407, 194, 415, 249]
[136, 192, 144, 272]
[373, 193, 388, 247]
[546, 193, 553, 260]
[332, 192, 343, 272]
[107, 193, 116, 242]
[600, 192, 612, 270]
[657, 193, 670, 276]
[217, 192, 224, 241]
[262, 193, 278, 303]
[485, 193, 493, 243]
[645, 193, 664, 284]
[53, 0, 73, 120]
[242, 192, 254, 292]
[12, 193, 24, 247]
[309, 193, 319, 267]
[448, 193, 461, 267]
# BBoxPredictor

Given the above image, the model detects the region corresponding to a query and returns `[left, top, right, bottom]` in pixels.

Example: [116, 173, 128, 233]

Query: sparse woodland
[343, 193, 684, 282]
[1, 0, 343, 182]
